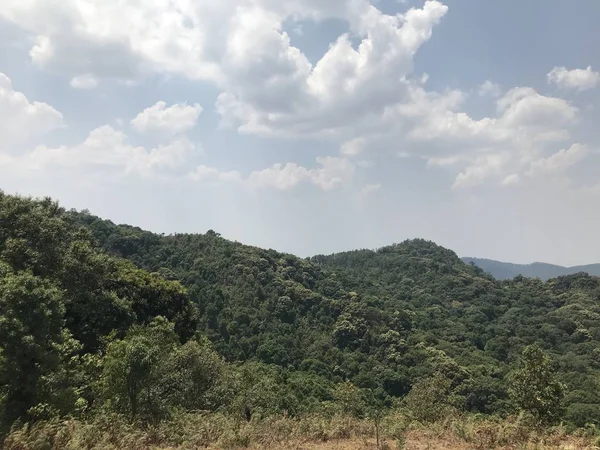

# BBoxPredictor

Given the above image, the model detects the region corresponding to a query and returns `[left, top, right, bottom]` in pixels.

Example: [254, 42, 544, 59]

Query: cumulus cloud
[0, 72, 64, 147]
[1, 1, 595, 192]
[0, 113, 355, 192]
[131, 101, 203, 136]
[496, 87, 577, 130]
[340, 138, 366, 156]
[217, 1, 449, 137]
[547, 66, 599, 91]
[0, 125, 199, 179]
[247, 156, 355, 191]
[379, 85, 580, 188]
[186, 157, 357, 191]
[453, 154, 508, 189]
[478, 80, 502, 97]
[70, 74, 98, 89]
[0, 0, 448, 139]
[501, 174, 520, 187]
[527, 143, 589, 176]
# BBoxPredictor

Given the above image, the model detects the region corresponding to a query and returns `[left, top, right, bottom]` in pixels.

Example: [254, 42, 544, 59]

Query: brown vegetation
[4, 412, 599, 450]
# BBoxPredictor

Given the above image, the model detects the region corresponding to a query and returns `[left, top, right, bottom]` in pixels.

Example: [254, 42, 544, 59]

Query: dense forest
[2, 191, 600, 448]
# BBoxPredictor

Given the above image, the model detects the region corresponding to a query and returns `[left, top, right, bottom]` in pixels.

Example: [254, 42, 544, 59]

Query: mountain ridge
[462, 257, 600, 281]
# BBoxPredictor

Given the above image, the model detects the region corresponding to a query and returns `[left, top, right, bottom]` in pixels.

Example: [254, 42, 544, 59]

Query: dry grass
[3, 412, 599, 450]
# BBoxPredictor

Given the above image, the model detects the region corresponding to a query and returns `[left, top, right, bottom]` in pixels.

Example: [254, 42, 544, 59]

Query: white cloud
[383, 85, 579, 188]
[247, 156, 355, 191]
[311, 156, 356, 190]
[527, 143, 589, 176]
[497, 87, 577, 130]
[478, 80, 501, 97]
[247, 163, 311, 190]
[218, 1, 449, 138]
[340, 138, 366, 156]
[185, 156, 356, 191]
[453, 154, 508, 189]
[0, 72, 64, 147]
[1, 125, 199, 179]
[70, 74, 98, 89]
[500, 174, 520, 187]
[131, 101, 203, 136]
[0, 1, 595, 193]
[395, 83, 576, 153]
[547, 66, 599, 92]
[0, 0, 448, 139]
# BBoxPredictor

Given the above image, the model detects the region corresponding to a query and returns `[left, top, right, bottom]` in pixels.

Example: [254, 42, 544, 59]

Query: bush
[403, 373, 456, 423]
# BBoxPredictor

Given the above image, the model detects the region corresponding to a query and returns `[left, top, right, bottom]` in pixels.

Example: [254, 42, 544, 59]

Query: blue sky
[1, 0, 599, 266]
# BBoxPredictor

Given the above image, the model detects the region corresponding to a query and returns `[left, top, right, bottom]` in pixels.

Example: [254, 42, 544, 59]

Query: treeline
[1, 191, 599, 444]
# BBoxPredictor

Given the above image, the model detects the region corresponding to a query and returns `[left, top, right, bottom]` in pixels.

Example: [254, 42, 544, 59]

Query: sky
[1, 0, 599, 266]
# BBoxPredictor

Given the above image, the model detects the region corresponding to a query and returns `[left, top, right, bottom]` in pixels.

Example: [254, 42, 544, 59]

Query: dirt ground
[241, 431, 597, 450]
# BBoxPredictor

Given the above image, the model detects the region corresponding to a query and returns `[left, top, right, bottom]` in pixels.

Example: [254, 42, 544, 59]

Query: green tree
[0, 270, 70, 429]
[333, 381, 366, 418]
[99, 317, 178, 422]
[228, 362, 286, 421]
[403, 373, 454, 423]
[0, 194, 66, 278]
[158, 338, 226, 412]
[100, 319, 225, 422]
[508, 345, 566, 424]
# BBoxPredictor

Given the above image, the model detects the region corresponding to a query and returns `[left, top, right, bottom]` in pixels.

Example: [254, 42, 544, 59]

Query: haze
[1, 0, 599, 266]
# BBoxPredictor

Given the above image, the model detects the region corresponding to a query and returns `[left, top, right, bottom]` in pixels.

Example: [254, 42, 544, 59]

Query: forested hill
[2, 191, 600, 438]
[462, 257, 600, 281]
[310, 244, 600, 420]
[70, 211, 600, 424]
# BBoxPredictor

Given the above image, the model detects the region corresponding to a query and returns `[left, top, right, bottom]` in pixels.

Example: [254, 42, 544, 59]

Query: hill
[70, 212, 600, 423]
[462, 257, 600, 280]
[3, 191, 600, 447]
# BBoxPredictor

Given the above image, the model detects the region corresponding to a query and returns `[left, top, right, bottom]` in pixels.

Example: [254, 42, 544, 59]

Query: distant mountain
[462, 257, 600, 280]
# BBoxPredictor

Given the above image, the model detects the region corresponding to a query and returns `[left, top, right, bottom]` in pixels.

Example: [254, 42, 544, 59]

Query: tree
[332, 313, 368, 350]
[0, 270, 70, 430]
[0, 194, 66, 278]
[99, 318, 179, 422]
[364, 388, 390, 450]
[403, 373, 454, 423]
[508, 345, 566, 424]
[158, 338, 226, 412]
[333, 381, 366, 418]
[100, 319, 226, 422]
[228, 362, 286, 421]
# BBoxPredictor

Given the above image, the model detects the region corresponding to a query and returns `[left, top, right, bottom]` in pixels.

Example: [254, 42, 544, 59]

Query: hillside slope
[462, 257, 600, 280]
[311, 243, 600, 422]
[68, 211, 600, 423]
[0, 192, 196, 431]
[2, 192, 600, 434]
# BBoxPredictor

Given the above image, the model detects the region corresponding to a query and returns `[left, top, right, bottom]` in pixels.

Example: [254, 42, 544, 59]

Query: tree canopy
[2, 191, 600, 437]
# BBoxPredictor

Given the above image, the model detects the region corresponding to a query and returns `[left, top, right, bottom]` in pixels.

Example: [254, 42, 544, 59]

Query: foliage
[403, 373, 455, 423]
[508, 345, 565, 424]
[0, 192, 195, 432]
[2, 191, 600, 440]
[0, 271, 70, 428]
